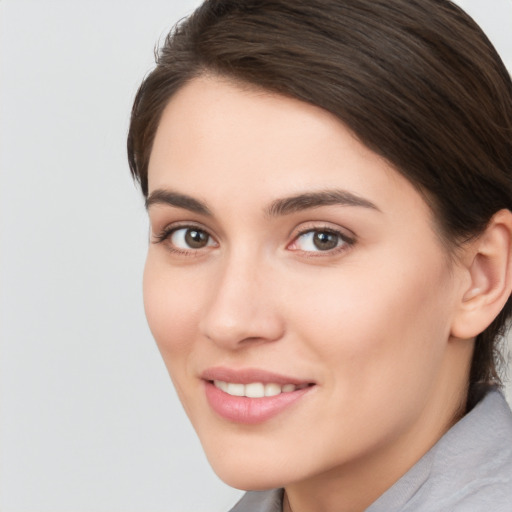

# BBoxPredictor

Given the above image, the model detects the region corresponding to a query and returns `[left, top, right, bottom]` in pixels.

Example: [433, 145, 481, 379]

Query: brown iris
[313, 231, 339, 251]
[184, 228, 210, 249]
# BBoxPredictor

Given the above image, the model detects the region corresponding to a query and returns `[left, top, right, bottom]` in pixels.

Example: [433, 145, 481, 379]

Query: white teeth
[226, 383, 245, 396]
[214, 380, 228, 392]
[213, 381, 304, 397]
[245, 382, 265, 398]
[264, 383, 282, 397]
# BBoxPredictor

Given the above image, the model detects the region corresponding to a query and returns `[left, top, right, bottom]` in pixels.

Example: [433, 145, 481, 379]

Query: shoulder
[414, 391, 512, 510]
[370, 391, 512, 512]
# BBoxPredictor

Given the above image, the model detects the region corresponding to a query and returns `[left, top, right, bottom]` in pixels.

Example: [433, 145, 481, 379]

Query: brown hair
[127, 0, 512, 408]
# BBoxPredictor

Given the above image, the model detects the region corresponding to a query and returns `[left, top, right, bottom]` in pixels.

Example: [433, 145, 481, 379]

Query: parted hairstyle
[127, 0, 512, 409]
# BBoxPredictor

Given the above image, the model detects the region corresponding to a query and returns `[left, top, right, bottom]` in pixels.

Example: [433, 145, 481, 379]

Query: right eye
[167, 227, 216, 250]
[153, 225, 218, 255]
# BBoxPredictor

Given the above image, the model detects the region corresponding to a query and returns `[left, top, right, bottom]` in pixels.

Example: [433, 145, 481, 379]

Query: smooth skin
[143, 76, 512, 512]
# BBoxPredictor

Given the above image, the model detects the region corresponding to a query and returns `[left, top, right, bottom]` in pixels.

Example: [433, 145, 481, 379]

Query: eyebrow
[266, 189, 380, 217]
[145, 189, 212, 216]
[145, 188, 379, 217]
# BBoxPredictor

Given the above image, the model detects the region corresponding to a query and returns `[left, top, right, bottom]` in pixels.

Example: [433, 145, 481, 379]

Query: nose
[199, 254, 285, 350]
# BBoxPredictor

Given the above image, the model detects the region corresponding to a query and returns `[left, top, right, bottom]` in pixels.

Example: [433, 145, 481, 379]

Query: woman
[127, 1, 512, 510]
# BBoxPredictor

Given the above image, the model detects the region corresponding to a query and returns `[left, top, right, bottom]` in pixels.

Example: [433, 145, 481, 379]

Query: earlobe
[451, 209, 512, 340]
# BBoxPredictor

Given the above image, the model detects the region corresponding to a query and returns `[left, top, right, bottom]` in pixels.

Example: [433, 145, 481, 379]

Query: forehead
[147, 76, 432, 226]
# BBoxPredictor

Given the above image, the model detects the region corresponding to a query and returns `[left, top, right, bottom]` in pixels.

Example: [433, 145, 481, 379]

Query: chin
[199, 434, 297, 491]
[210, 459, 288, 491]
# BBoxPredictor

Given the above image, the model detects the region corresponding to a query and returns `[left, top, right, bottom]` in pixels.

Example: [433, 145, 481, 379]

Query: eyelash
[152, 224, 355, 257]
[289, 227, 355, 257]
[152, 223, 216, 256]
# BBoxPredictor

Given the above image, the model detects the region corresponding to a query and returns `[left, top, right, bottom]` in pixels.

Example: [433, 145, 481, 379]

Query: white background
[1, 1, 511, 511]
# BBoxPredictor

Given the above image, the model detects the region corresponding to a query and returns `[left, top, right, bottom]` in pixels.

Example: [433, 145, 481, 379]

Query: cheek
[142, 254, 201, 356]
[286, 253, 455, 389]
[142, 255, 209, 420]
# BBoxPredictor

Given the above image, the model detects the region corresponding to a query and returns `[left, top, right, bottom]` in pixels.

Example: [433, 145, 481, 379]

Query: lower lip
[204, 381, 313, 424]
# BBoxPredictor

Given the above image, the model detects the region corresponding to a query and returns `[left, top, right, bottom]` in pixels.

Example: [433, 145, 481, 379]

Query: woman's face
[144, 76, 470, 491]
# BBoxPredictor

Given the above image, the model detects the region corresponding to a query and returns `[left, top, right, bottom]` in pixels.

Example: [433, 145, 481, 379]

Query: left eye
[291, 230, 346, 252]
[169, 227, 215, 250]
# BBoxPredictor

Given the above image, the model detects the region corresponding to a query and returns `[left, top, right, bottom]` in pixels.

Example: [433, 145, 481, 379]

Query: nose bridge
[199, 247, 283, 348]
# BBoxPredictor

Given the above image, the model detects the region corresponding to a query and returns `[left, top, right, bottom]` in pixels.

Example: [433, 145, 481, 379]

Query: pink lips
[202, 367, 315, 424]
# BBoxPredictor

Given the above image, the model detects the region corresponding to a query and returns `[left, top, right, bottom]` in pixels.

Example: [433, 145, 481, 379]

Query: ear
[450, 209, 512, 340]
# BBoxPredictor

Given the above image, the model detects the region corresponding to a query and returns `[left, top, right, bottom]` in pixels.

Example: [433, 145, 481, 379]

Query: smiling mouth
[212, 380, 312, 398]
[201, 367, 316, 423]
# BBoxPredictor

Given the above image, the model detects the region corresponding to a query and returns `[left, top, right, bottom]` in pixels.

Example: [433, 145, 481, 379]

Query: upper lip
[201, 366, 315, 386]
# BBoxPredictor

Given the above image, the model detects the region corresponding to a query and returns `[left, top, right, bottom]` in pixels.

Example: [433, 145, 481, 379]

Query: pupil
[185, 229, 208, 248]
[313, 231, 338, 250]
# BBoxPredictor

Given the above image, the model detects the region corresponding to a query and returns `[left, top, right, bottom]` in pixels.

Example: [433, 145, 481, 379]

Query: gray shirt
[229, 390, 512, 511]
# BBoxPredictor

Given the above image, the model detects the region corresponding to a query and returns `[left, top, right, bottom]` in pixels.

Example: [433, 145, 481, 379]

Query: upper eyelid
[291, 228, 351, 246]
[151, 222, 217, 246]
[289, 222, 355, 241]
[152, 220, 213, 236]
